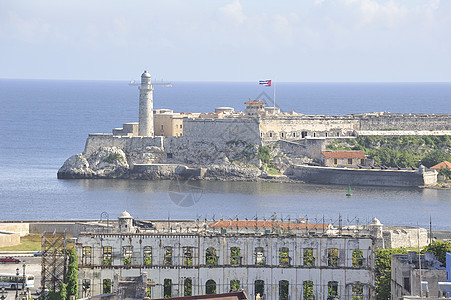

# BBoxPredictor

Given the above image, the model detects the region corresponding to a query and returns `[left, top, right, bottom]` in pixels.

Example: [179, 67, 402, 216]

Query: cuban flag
[259, 80, 271, 86]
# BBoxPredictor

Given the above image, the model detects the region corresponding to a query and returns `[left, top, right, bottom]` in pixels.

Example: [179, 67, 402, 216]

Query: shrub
[104, 153, 122, 163]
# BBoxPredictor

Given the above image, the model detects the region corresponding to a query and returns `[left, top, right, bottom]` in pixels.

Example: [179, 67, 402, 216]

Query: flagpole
[273, 80, 276, 108]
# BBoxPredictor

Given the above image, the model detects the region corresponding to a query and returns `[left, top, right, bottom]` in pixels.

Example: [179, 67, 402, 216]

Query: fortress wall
[259, 117, 359, 140]
[358, 114, 451, 131]
[183, 118, 261, 145]
[84, 134, 127, 155]
[270, 139, 326, 160]
[291, 165, 436, 187]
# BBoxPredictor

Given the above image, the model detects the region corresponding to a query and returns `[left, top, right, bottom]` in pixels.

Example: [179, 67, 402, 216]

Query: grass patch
[0, 234, 42, 251]
[104, 153, 122, 163]
[267, 167, 281, 175]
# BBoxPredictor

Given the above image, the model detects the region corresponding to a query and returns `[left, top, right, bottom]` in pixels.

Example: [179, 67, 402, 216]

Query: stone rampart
[183, 118, 261, 145]
[357, 113, 451, 131]
[291, 165, 437, 187]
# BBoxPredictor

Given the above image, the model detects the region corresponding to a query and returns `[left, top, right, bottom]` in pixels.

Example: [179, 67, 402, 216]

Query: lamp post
[22, 263, 26, 291]
[15, 268, 19, 299]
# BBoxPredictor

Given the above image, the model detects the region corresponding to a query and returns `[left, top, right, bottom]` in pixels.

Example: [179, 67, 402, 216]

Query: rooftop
[430, 161, 451, 169]
[322, 151, 366, 159]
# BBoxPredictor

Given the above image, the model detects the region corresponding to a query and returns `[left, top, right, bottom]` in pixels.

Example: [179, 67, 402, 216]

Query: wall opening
[102, 246, 112, 266]
[255, 280, 264, 298]
[206, 247, 217, 266]
[82, 246, 92, 266]
[328, 248, 339, 267]
[143, 246, 152, 266]
[230, 280, 240, 291]
[255, 247, 266, 265]
[279, 280, 289, 300]
[230, 247, 241, 266]
[184, 278, 192, 296]
[164, 246, 173, 266]
[123, 246, 133, 265]
[303, 280, 313, 300]
[183, 247, 193, 266]
[103, 279, 111, 294]
[206, 280, 216, 294]
[328, 281, 338, 299]
[279, 247, 290, 266]
[303, 248, 315, 266]
[164, 279, 172, 298]
[352, 249, 364, 267]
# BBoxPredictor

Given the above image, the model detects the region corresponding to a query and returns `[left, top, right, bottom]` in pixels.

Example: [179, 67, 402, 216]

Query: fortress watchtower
[138, 70, 154, 137]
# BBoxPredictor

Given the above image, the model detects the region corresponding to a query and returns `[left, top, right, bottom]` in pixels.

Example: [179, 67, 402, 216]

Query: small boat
[346, 185, 352, 197]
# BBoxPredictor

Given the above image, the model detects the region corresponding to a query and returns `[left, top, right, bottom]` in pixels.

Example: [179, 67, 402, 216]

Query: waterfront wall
[291, 165, 437, 187]
[358, 113, 451, 131]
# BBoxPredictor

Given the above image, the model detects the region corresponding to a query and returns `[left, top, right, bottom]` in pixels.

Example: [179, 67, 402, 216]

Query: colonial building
[76, 212, 375, 300]
[321, 151, 371, 168]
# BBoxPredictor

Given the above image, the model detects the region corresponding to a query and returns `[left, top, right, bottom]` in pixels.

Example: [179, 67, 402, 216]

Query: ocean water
[0, 79, 450, 229]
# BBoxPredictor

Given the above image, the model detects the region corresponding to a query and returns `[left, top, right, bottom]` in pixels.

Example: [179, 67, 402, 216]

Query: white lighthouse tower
[138, 70, 154, 137]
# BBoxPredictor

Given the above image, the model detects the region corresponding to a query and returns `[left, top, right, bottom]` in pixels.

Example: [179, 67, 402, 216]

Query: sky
[0, 0, 450, 82]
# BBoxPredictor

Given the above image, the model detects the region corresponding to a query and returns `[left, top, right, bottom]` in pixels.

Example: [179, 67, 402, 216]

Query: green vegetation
[103, 153, 122, 163]
[0, 234, 42, 251]
[375, 248, 408, 300]
[326, 136, 451, 168]
[420, 150, 451, 168]
[266, 167, 281, 175]
[257, 146, 271, 164]
[437, 168, 451, 179]
[421, 240, 451, 266]
[65, 248, 79, 300]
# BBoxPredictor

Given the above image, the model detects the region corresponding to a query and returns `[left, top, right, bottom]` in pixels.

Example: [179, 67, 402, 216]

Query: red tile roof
[210, 220, 328, 230]
[322, 151, 366, 159]
[430, 161, 451, 169]
[245, 100, 266, 105]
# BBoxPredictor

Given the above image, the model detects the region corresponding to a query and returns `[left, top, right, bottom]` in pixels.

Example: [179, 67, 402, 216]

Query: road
[0, 253, 42, 300]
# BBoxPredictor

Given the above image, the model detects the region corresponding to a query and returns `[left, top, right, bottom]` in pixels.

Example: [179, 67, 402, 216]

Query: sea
[0, 79, 450, 229]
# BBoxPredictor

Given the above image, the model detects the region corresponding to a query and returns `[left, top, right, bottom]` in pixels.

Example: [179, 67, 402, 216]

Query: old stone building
[321, 151, 370, 168]
[76, 212, 375, 300]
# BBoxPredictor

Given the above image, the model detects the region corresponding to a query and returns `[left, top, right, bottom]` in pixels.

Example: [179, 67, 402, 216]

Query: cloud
[219, 0, 246, 25]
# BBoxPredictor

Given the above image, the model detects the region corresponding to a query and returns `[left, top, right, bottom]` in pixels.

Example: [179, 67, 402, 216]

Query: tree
[59, 283, 67, 300]
[422, 240, 451, 266]
[375, 248, 407, 300]
[420, 150, 451, 168]
[65, 248, 79, 299]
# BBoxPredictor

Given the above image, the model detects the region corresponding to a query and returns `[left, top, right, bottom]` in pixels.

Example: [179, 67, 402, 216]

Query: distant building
[321, 151, 372, 168]
[391, 252, 446, 299]
[153, 109, 184, 137]
[430, 161, 451, 170]
[76, 212, 375, 300]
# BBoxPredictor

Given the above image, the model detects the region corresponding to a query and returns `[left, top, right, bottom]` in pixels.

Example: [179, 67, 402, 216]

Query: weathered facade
[76, 213, 376, 300]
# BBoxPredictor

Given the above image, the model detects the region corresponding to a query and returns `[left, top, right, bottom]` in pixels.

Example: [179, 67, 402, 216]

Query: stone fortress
[58, 71, 451, 186]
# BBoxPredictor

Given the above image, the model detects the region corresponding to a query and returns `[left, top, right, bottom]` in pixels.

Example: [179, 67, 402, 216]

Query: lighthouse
[138, 70, 154, 137]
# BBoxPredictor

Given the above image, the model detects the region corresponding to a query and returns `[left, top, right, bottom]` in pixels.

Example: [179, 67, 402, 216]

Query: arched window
[303, 281, 314, 300]
[206, 247, 217, 266]
[255, 280, 264, 298]
[184, 278, 192, 296]
[230, 280, 240, 291]
[279, 280, 289, 300]
[103, 279, 111, 294]
[164, 279, 172, 298]
[352, 282, 363, 300]
[206, 279, 216, 294]
[328, 281, 338, 298]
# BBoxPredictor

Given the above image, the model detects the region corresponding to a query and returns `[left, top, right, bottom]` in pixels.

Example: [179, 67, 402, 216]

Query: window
[269, 132, 273, 138]
[82, 279, 91, 298]
[303, 281, 314, 300]
[230, 247, 241, 265]
[180, 124, 183, 129]
[313, 132, 316, 137]
[147, 279, 152, 298]
[337, 132, 340, 137]
[281, 132, 284, 138]
[333, 158, 338, 165]
[123, 246, 133, 265]
[328, 248, 339, 267]
[293, 132, 297, 138]
[279, 280, 289, 300]
[206, 247, 217, 266]
[279, 247, 290, 266]
[206, 280, 216, 294]
[360, 159, 365, 165]
[325, 132, 328, 137]
[347, 158, 353, 165]
[103, 279, 111, 294]
[82, 247, 92, 265]
[184, 278, 192, 296]
[255, 280, 264, 298]
[328, 281, 338, 299]
[301, 131, 307, 138]
[164, 279, 172, 298]
[404, 277, 411, 293]
[161, 125, 164, 130]
[352, 283, 363, 300]
[303, 248, 315, 267]
[103, 246, 112, 265]
[230, 280, 240, 291]
[164, 247, 173, 266]
[183, 247, 193, 266]
[352, 249, 364, 267]
[143, 246, 152, 266]
[255, 247, 265, 265]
